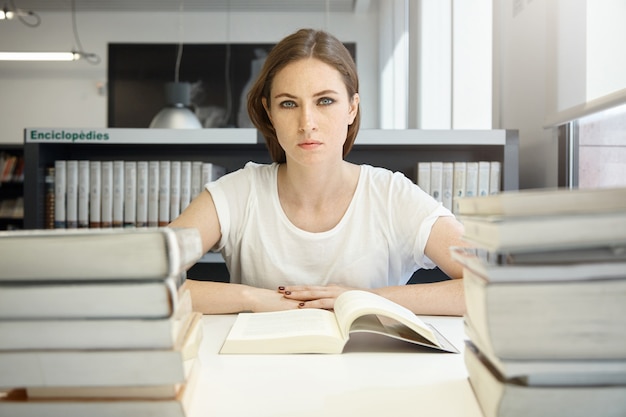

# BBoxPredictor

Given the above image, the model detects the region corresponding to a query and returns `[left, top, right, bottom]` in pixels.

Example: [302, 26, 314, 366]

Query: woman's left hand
[277, 284, 362, 310]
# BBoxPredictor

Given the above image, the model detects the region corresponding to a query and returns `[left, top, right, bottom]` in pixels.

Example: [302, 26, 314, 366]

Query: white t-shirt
[207, 162, 452, 290]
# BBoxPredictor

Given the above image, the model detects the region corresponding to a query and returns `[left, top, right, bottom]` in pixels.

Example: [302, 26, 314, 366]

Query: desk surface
[189, 315, 483, 417]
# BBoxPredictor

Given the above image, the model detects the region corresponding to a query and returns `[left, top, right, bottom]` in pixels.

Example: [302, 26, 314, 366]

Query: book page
[333, 291, 437, 345]
[224, 309, 342, 340]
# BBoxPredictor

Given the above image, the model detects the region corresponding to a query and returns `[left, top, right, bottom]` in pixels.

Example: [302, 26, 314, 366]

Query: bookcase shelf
[23, 128, 519, 230]
[0, 144, 24, 230]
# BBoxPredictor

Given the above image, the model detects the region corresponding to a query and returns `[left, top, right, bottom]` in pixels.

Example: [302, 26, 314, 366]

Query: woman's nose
[298, 104, 318, 132]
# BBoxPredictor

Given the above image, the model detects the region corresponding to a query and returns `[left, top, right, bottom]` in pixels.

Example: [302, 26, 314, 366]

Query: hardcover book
[220, 290, 458, 354]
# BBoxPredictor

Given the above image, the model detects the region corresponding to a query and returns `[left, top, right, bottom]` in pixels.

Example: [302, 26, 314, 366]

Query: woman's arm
[170, 190, 302, 314]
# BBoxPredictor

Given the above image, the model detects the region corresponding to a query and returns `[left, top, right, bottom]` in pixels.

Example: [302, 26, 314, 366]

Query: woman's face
[263, 58, 359, 167]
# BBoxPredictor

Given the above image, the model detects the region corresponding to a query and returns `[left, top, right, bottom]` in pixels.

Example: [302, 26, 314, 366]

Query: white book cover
[417, 162, 431, 194]
[100, 161, 113, 228]
[148, 161, 160, 228]
[190, 161, 203, 198]
[65, 160, 78, 228]
[477, 161, 491, 197]
[180, 161, 192, 212]
[53, 160, 66, 228]
[489, 161, 501, 194]
[442, 162, 454, 211]
[429, 161, 443, 203]
[112, 160, 125, 228]
[88, 161, 101, 228]
[123, 161, 137, 228]
[77, 160, 90, 228]
[169, 161, 181, 222]
[136, 161, 149, 227]
[159, 160, 171, 226]
[465, 162, 479, 198]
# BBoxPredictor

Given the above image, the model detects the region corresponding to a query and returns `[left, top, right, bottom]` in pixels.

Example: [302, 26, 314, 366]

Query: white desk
[189, 315, 483, 417]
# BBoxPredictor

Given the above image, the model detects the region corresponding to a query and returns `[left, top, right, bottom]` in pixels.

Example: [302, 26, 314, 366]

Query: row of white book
[0, 227, 205, 417]
[417, 161, 501, 213]
[453, 187, 626, 417]
[53, 159, 225, 229]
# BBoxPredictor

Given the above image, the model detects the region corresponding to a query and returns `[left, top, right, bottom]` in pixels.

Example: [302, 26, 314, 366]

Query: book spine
[77, 160, 90, 228]
[442, 162, 454, 211]
[465, 162, 479, 198]
[489, 161, 501, 194]
[180, 160, 192, 212]
[417, 162, 431, 194]
[148, 161, 160, 228]
[169, 160, 181, 222]
[430, 161, 443, 203]
[112, 160, 125, 228]
[452, 161, 467, 214]
[89, 160, 102, 228]
[100, 161, 114, 228]
[190, 161, 203, 199]
[158, 160, 171, 226]
[136, 161, 149, 228]
[54, 160, 66, 229]
[44, 166, 55, 229]
[477, 161, 491, 197]
[65, 160, 78, 229]
[123, 161, 137, 228]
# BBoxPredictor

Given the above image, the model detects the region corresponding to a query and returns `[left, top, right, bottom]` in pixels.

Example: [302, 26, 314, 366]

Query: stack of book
[452, 186, 626, 417]
[0, 227, 205, 417]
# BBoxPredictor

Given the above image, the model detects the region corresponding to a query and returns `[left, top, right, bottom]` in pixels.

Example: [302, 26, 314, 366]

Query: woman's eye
[280, 101, 296, 108]
[319, 97, 334, 106]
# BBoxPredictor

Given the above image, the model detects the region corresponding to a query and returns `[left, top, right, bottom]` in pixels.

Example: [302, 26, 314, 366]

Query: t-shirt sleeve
[387, 171, 454, 269]
[205, 163, 258, 252]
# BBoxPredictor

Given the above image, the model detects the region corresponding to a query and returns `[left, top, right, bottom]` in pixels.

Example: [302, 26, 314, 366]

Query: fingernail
[298, 302, 305, 308]
[285, 291, 291, 295]
[278, 286, 285, 291]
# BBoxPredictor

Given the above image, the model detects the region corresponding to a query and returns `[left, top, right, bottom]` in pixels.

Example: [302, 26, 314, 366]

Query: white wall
[495, 0, 557, 188]
[0, 10, 379, 144]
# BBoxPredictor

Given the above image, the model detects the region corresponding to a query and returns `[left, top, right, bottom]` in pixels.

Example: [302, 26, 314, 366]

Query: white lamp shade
[149, 105, 202, 129]
[149, 82, 202, 129]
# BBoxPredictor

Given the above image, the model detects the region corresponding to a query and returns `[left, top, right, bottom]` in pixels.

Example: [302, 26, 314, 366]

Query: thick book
[220, 290, 458, 354]
[465, 325, 626, 385]
[0, 302, 197, 351]
[458, 260, 626, 360]
[89, 160, 102, 228]
[458, 211, 626, 252]
[53, 160, 66, 228]
[451, 245, 626, 281]
[0, 276, 184, 320]
[0, 312, 202, 389]
[464, 341, 626, 417]
[0, 359, 199, 417]
[455, 186, 626, 217]
[0, 227, 203, 281]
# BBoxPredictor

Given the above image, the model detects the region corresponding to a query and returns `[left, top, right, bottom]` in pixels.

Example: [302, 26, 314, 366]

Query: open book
[220, 290, 458, 354]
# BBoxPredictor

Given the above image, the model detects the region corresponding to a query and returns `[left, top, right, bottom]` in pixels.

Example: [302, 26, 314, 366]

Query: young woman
[170, 28, 467, 316]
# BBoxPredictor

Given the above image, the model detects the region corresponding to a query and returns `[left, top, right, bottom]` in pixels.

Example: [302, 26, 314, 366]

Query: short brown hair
[247, 28, 361, 163]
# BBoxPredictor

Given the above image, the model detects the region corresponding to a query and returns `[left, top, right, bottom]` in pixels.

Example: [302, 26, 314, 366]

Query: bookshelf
[0, 144, 24, 230]
[23, 128, 519, 230]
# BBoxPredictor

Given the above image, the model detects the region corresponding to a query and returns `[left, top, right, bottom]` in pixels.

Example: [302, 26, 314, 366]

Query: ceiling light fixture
[0, 1, 41, 27]
[0, 0, 100, 64]
[149, 0, 202, 129]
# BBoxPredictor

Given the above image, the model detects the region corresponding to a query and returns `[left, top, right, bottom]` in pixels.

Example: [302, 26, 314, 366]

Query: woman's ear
[262, 97, 272, 122]
[348, 93, 360, 125]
